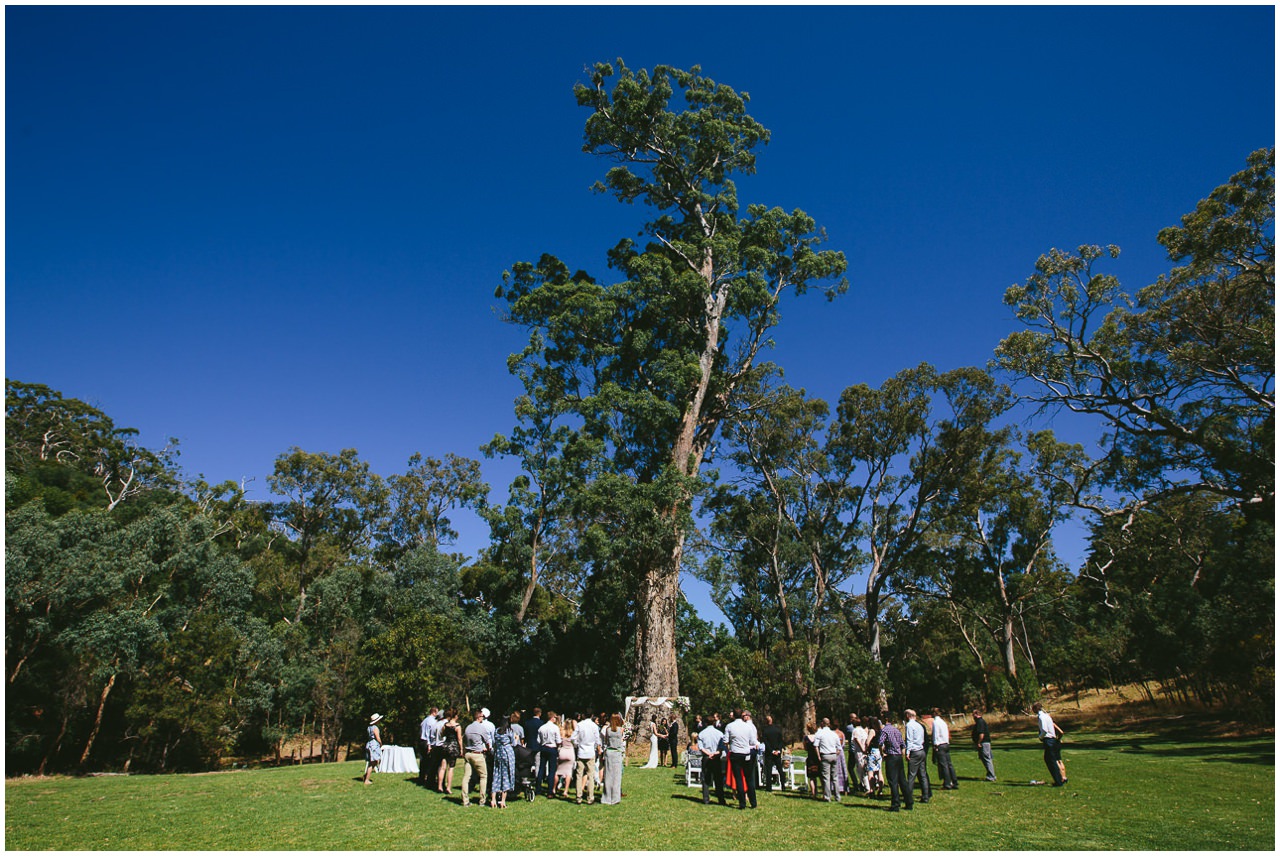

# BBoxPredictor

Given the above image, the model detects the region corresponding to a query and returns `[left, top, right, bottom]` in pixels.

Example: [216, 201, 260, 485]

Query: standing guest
[418, 707, 439, 786]
[654, 717, 670, 767]
[1032, 702, 1067, 786]
[723, 709, 760, 809]
[437, 709, 463, 794]
[759, 714, 787, 792]
[490, 714, 518, 808]
[461, 709, 492, 806]
[508, 711, 526, 748]
[536, 711, 562, 797]
[802, 722, 821, 797]
[931, 708, 958, 790]
[595, 713, 609, 792]
[601, 713, 627, 805]
[903, 709, 932, 803]
[524, 708, 545, 748]
[480, 707, 497, 787]
[696, 715, 727, 806]
[666, 716, 681, 767]
[843, 714, 859, 794]
[572, 711, 602, 805]
[864, 717, 884, 796]
[850, 715, 869, 795]
[555, 717, 576, 798]
[972, 709, 997, 781]
[813, 717, 843, 803]
[362, 713, 384, 786]
[878, 711, 912, 812]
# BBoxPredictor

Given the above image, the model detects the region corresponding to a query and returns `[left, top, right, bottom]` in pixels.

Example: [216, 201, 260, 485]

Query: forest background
[5, 6, 1274, 774]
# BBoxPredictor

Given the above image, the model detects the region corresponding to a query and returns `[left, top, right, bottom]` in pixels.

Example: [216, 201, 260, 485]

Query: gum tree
[495, 61, 847, 695]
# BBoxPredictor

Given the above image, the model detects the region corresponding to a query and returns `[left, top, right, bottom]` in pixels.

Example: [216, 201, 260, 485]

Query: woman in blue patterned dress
[489, 713, 517, 808]
[362, 713, 383, 785]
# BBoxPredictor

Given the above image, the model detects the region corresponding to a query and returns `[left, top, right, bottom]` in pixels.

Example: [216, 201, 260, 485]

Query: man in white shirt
[1032, 701, 1067, 786]
[850, 716, 869, 794]
[571, 712, 602, 804]
[903, 709, 932, 803]
[813, 717, 843, 803]
[696, 717, 727, 806]
[723, 709, 760, 809]
[418, 707, 439, 785]
[536, 712, 562, 797]
[930, 708, 958, 790]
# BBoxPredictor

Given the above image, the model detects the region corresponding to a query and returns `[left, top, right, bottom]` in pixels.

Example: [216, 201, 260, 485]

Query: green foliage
[1062, 496, 1273, 718]
[996, 148, 1274, 515]
[362, 611, 485, 739]
[6, 379, 181, 515]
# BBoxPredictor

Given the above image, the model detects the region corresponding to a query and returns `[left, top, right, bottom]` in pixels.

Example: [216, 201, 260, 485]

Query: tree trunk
[516, 517, 543, 623]
[865, 565, 889, 710]
[39, 714, 71, 775]
[1002, 612, 1018, 683]
[79, 672, 117, 766]
[633, 534, 683, 696]
[800, 696, 817, 728]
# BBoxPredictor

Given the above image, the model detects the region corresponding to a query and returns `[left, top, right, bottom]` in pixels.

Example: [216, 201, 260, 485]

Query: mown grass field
[5, 727, 1273, 850]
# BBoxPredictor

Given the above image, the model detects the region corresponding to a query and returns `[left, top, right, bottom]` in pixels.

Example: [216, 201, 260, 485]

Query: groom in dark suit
[666, 716, 681, 766]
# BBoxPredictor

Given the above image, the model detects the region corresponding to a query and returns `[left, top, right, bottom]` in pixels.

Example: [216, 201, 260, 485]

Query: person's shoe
[889, 806, 900, 812]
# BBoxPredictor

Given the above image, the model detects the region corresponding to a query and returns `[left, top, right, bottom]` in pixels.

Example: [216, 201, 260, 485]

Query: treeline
[5, 62, 1272, 775]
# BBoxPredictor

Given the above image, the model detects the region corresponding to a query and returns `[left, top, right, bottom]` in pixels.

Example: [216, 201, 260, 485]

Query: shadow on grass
[1039, 735, 1272, 765]
[668, 793, 743, 809]
[841, 801, 897, 811]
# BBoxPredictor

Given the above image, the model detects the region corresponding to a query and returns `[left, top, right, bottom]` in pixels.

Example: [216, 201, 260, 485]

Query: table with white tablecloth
[376, 745, 420, 774]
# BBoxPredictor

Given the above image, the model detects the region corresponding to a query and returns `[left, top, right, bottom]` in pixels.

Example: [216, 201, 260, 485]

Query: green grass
[5, 730, 1273, 850]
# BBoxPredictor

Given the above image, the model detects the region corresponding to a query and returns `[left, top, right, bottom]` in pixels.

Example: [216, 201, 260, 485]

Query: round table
[377, 745, 420, 774]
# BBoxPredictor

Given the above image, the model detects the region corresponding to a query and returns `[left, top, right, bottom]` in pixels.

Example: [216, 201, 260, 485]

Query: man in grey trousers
[972, 708, 996, 781]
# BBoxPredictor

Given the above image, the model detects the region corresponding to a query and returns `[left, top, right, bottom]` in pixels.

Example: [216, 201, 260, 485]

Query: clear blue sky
[6, 6, 1274, 623]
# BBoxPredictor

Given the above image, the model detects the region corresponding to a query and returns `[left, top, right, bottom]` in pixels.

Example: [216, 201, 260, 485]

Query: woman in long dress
[642, 715, 661, 768]
[490, 714, 517, 808]
[554, 718, 576, 797]
[601, 714, 626, 804]
[362, 713, 383, 785]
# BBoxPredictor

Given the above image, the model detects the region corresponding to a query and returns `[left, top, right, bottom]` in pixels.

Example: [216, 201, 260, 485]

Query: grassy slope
[5, 726, 1273, 850]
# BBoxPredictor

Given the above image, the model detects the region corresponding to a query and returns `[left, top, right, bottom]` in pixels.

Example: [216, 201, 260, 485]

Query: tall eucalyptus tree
[495, 60, 847, 695]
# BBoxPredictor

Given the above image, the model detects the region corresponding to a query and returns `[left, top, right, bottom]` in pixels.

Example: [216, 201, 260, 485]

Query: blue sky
[6, 5, 1274, 624]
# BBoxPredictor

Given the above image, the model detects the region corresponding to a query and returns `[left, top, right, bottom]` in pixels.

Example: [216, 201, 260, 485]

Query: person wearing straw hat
[363, 714, 384, 785]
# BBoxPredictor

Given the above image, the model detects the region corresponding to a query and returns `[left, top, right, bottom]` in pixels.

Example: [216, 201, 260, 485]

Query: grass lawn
[5, 728, 1273, 850]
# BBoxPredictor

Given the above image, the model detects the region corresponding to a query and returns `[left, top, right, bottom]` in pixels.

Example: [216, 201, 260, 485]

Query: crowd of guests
[361, 701, 1069, 811]
[687, 706, 1011, 812]
[402, 707, 632, 807]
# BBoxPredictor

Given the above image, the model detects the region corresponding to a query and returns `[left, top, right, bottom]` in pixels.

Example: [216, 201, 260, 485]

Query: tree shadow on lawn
[1050, 735, 1271, 764]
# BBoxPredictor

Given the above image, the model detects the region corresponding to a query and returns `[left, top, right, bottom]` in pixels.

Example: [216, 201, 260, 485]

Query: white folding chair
[684, 751, 702, 787]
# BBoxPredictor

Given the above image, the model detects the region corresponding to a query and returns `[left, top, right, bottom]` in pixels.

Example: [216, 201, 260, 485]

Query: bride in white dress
[642, 715, 661, 768]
